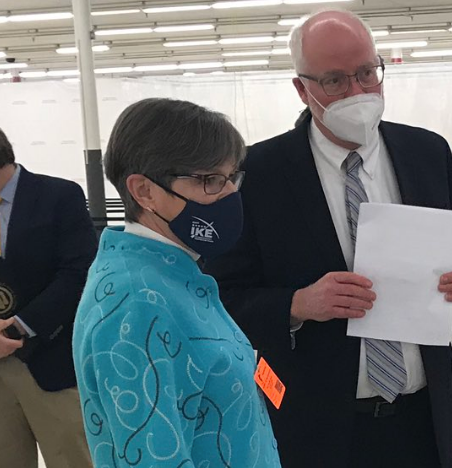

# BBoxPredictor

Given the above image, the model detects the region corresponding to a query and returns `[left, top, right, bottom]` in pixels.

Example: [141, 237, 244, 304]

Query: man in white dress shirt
[205, 9, 452, 468]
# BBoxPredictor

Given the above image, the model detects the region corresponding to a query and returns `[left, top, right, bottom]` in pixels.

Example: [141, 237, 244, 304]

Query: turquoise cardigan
[73, 227, 281, 467]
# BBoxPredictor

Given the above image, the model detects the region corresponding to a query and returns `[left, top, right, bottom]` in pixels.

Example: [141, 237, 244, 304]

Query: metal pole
[71, 0, 107, 233]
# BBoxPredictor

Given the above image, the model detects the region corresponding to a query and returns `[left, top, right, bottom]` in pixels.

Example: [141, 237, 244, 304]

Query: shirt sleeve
[14, 316, 37, 337]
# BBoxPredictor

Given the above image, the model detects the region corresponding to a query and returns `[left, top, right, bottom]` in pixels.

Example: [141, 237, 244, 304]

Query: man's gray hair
[104, 98, 246, 222]
[288, 9, 376, 75]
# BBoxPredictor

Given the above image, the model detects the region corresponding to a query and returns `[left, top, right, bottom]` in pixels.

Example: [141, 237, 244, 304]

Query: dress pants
[0, 356, 92, 468]
[349, 387, 440, 468]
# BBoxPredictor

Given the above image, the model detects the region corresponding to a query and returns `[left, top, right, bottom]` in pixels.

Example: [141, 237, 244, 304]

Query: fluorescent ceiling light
[164, 40, 218, 47]
[181, 62, 223, 70]
[284, 0, 352, 4]
[223, 49, 289, 57]
[183, 72, 196, 76]
[143, 5, 211, 13]
[411, 49, 452, 58]
[391, 29, 448, 35]
[274, 35, 289, 42]
[154, 24, 214, 33]
[222, 50, 271, 57]
[0, 52, 6, 58]
[47, 69, 80, 77]
[219, 36, 274, 45]
[94, 67, 133, 74]
[9, 12, 73, 22]
[20, 71, 47, 78]
[213, 0, 282, 8]
[0, 73, 12, 79]
[278, 18, 307, 26]
[449, 27, 452, 32]
[0, 17, 8, 24]
[95, 28, 152, 36]
[376, 41, 428, 50]
[243, 71, 295, 79]
[93, 45, 110, 52]
[56, 45, 110, 54]
[224, 59, 270, 67]
[56, 47, 78, 54]
[0, 63, 28, 69]
[91, 9, 141, 16]
[63, 78, 80, 83]
[372, 30, 389, 37]
[134, 64, 179, 71]
[272, 48, 290, 55]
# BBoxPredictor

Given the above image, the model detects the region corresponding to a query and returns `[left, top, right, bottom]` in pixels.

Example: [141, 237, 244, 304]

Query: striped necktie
[345, 151, 407, 403]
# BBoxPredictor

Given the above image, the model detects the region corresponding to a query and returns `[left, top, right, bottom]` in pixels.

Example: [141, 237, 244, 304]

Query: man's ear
[293, 77, 309, 107]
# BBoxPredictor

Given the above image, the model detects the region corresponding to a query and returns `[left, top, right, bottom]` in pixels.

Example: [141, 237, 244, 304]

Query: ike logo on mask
[190, 216, 220, 243]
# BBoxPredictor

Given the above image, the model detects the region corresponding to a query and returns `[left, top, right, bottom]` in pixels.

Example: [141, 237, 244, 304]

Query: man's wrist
[290, 289, 306, 325]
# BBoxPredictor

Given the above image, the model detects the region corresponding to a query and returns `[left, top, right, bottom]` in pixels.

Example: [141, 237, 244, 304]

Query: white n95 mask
[303, 83, 384, 147]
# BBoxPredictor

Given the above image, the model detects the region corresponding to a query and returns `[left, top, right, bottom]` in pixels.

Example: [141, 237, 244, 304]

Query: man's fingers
[333, 272, 373, 289]
[332, 306, 366, 319]
[438, 283, 452, 293]
[335, 296, 374, 310]
[0, 334, 23, 349]
[440, 273, 452, 285]
[0, 317, 16, 331]
[335, 284, 377, 302]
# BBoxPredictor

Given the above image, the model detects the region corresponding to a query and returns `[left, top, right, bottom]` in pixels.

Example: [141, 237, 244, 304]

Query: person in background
[0, 128, 97, 467]
[204, 9, 452, 468]
[73, 98, 282, 468]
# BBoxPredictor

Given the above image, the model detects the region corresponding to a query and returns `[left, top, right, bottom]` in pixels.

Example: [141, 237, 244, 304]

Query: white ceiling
[0, 0, 452, 78]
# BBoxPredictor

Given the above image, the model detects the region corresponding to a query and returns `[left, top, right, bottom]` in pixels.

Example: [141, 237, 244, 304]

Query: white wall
[1, 62, 452, 197]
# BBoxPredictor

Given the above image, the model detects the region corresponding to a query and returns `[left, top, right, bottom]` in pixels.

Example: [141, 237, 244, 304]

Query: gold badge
[0, 285, 15, 319]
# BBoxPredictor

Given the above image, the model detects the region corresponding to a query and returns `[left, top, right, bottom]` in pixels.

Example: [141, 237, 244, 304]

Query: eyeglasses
[298, 59, 385, 96]
[170, 171, 245, 195]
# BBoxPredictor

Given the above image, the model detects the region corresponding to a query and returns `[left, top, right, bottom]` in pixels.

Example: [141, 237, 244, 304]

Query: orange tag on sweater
[254, 357, 286, 409]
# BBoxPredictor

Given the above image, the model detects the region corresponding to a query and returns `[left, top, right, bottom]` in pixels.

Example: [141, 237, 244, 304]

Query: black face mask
[148, 181, 244, 259]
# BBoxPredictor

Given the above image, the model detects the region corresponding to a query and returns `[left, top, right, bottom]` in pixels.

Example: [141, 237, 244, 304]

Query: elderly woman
[73, 98, 281, 468]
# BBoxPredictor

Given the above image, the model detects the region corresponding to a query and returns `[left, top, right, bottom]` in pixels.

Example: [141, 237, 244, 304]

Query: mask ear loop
[145, 205, 171, 225]
[299, 77, 329, 126]
[145, 175, 190, 202]
[143, 175, 190, 225]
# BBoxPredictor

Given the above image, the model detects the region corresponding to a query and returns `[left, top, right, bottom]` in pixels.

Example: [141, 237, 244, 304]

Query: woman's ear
[126, 174, 160, 211]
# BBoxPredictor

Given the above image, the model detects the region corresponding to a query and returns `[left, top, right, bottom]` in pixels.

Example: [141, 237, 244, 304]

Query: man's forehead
[302, 34, 376, 74]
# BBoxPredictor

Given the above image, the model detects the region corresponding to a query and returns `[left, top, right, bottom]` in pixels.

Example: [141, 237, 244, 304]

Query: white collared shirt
[309, 120, 427, 398]
[124, 221, 200, 262]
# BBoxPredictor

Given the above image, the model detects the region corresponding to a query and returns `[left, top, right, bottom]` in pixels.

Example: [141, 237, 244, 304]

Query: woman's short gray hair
[104, 98, 246, 222]
[289, 9, 376, 75]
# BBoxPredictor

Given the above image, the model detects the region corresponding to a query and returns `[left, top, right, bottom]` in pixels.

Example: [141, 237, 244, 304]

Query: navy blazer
[205, 118, 452, 468]
[0, 166, 97, 391]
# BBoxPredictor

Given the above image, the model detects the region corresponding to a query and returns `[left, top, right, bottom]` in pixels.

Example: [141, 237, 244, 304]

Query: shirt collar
[309, 119, 380, 179]
[0, 164, 21, 204]
[124, 221, 200, 261]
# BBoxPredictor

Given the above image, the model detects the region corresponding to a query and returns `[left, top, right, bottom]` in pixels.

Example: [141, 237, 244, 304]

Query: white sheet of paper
[347, 203, 452, 346]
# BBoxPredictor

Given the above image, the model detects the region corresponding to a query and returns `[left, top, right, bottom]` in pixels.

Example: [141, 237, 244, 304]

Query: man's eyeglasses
[170, 171, 245, 195]
[298, 59, 385, 96]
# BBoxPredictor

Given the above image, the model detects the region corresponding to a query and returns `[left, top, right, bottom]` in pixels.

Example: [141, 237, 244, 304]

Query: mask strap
[144, 175, 190, 203]
[299, 77, 328, 113]
[145, 206, 171, 225]
[143, 175, 189, 225]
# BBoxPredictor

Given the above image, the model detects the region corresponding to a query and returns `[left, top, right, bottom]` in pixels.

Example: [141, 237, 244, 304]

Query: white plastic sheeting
[0, 62, 451, 197]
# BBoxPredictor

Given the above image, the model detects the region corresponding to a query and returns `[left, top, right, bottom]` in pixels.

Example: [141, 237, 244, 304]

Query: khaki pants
[0, 357, 92, 468]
